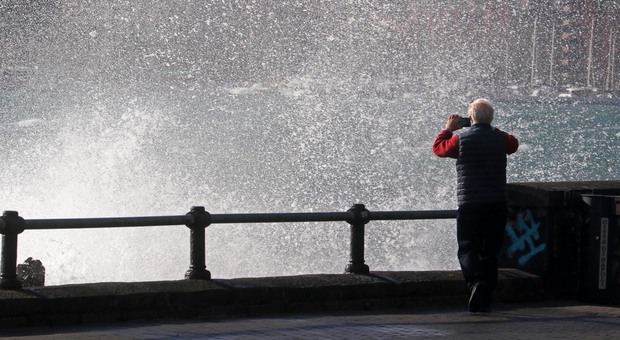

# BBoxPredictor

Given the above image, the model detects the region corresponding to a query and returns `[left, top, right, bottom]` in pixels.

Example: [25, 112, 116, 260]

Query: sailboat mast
[612, 31, 616, 91]
[606, 26, 614, 91]
[549, 21, 555, 85]
[586, 17, 595, 88]
[530, 16, 538, 85]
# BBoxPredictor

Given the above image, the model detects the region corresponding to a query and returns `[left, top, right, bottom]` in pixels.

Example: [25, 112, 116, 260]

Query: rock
[16, 257, 45, 287]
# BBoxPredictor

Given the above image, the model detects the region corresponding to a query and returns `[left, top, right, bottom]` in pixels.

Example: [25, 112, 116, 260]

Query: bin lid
[582, 194, 620, 216]
[507, 181, 620, 208]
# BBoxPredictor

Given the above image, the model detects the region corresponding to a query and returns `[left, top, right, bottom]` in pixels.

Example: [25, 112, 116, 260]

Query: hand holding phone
[459, 116, 471, 128]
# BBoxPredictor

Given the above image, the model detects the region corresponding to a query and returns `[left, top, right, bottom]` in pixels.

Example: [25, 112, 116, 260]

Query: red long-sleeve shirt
[433, 128, 519, 159]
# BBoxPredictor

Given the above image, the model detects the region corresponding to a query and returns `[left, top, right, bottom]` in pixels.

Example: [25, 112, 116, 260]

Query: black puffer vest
[456, 124, 508, 206]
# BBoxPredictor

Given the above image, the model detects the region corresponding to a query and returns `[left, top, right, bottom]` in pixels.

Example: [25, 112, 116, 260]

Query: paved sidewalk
[3, 300, 619, 339]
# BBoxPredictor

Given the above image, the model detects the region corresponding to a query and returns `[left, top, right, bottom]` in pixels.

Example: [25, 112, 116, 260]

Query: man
[433, 98, 519, 313]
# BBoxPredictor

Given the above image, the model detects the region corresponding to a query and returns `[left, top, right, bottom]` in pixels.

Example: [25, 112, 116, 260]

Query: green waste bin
[581, 195, 620, 304]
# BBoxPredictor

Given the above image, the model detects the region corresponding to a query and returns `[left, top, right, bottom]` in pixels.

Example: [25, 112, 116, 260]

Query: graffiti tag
[505, 209, 546, 266]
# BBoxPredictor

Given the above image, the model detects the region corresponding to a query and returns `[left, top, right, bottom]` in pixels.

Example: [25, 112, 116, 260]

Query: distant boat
[558, 86, 598, 98]
[556, 86, 620, 105]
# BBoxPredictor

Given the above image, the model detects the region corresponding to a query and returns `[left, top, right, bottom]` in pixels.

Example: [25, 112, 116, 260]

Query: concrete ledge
[0, 269, 543, 328]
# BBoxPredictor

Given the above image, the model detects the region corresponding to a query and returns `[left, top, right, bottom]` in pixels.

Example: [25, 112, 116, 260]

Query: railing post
[184, 206, 212, 280]
[345, 203, 370, 275]
[0, 211, 26, 289]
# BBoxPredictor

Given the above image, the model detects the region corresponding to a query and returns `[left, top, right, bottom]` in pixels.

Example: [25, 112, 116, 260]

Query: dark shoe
[468, 282, 489, 313]
[482, 293, 494, 312]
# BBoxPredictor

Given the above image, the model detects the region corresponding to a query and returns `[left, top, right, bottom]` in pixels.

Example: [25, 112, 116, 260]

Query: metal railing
[0, 204, 457, 290]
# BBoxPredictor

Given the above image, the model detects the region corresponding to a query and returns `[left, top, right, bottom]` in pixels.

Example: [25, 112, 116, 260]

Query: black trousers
[456, 202, 507, 293]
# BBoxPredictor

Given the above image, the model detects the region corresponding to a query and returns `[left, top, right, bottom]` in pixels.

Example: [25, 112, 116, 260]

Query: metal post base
[184, 268, 211, 280]
[345, 263, 370, 275]
[0, 276, 22, 290]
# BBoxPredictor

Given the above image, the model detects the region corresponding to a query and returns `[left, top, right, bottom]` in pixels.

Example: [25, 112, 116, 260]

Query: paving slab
[2, 300, 618, 339]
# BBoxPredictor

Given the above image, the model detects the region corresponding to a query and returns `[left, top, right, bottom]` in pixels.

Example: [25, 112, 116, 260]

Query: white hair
[468, 98, 494, 124]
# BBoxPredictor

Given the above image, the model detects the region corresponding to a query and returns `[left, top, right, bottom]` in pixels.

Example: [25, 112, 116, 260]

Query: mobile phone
[459, 117, 471, 127]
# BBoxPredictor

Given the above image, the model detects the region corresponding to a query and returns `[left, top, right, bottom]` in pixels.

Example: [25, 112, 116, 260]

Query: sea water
[1, 80, 618, 285]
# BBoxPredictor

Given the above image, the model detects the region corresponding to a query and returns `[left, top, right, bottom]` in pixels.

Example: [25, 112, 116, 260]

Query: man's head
[468, 98, 494, 124]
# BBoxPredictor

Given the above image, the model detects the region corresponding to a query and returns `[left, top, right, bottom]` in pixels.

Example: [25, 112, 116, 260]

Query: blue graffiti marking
[505, 209, 546, 266]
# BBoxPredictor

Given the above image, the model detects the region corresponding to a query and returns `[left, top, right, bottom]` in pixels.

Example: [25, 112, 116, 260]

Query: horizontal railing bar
[21, 210, 457, 230]
[24, 215, 193, 230]
[210, 212, 354, 224]
[370, 210, 458, 221]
